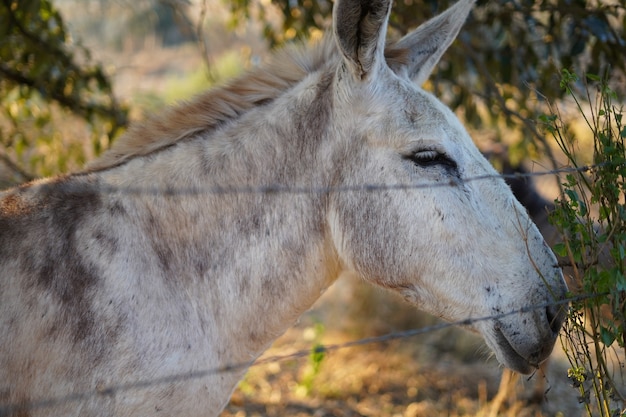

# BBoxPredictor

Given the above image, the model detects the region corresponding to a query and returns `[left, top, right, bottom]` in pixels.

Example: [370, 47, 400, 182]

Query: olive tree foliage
[1, 0, 624, 187]
[0, 0, 128, 187]
[228, 0, 626, 164]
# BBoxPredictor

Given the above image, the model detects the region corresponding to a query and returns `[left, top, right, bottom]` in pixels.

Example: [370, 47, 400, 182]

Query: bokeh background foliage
[0, 0, 127, 185]
[1, 0, 625, 186]
[229, 0, 626, 161]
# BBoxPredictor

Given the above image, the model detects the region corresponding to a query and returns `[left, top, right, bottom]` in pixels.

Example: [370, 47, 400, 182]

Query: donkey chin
[475, 300, 567, 374]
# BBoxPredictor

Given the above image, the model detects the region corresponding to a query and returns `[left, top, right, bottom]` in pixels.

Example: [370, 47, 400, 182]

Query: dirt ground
[220, 276, 587, 417]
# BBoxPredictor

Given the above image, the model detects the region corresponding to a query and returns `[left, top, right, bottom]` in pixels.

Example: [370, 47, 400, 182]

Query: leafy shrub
[0, 0, 128, 185]
[544, 70, 625, 417]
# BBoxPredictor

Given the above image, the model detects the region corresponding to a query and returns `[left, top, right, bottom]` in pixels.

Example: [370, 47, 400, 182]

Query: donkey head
[327, 0, 567, 374]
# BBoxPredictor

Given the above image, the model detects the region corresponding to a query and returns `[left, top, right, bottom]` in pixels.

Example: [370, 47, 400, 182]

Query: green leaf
[565, 189, 579, 203]
[616, 271, 626, 292]
[600, 326, 616, 347]
[553, 242, 568, 257]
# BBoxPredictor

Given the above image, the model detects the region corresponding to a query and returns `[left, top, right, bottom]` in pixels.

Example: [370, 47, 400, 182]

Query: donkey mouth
[492, 327, 542, 374]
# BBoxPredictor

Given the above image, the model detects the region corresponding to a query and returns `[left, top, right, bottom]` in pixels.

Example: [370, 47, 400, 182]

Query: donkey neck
[94, 68, 343, 364]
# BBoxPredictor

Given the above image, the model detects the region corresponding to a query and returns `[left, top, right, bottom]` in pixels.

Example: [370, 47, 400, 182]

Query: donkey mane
[86, 37, 408, 172]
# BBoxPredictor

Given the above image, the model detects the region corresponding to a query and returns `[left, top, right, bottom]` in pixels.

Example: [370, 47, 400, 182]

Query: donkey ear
[389, 0, 474, 85]
[333, 0, 393, 81]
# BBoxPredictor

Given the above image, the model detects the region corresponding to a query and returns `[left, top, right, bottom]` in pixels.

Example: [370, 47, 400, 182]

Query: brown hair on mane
[86, 38, 408, 173]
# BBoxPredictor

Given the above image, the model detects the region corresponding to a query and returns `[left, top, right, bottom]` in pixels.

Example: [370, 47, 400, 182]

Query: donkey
[0, 0, 567, 415]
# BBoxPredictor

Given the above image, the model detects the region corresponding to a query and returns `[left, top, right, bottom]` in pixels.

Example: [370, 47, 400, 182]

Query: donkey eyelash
[405, 150, 458, 170]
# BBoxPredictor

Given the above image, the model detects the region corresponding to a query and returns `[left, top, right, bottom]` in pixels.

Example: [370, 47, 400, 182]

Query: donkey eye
[405, 150, 457, 170]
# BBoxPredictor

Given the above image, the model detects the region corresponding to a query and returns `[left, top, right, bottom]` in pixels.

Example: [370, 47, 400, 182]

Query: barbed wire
[0, 292, 605, 415]
[76, 162, 612, 197]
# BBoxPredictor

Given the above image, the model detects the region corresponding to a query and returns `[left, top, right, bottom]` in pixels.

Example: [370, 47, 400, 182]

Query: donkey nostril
[546, 304, 565, 335]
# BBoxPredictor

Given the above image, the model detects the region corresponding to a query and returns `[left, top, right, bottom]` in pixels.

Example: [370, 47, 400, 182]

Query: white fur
[0, 0, 567, 415]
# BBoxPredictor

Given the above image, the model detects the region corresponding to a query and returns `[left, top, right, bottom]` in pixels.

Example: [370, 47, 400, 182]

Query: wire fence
[71, 162, 607, 197]
[0, 292, 604, 415]
[0, 161, 619, 414]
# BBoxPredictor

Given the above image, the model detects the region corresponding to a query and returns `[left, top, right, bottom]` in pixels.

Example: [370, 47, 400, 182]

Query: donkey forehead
[362, 77, 478, 151]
